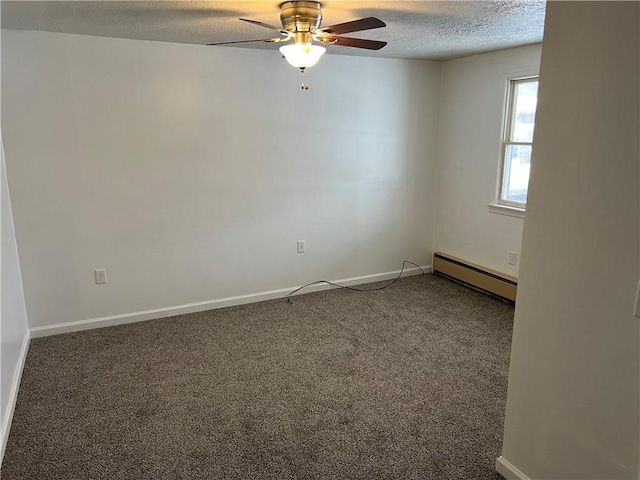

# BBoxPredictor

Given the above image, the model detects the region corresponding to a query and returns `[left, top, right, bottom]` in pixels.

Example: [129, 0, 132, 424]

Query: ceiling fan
[207, 1, 387, 71]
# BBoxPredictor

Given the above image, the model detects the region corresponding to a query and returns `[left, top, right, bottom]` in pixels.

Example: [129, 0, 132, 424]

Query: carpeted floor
[2, 274, 513, 479]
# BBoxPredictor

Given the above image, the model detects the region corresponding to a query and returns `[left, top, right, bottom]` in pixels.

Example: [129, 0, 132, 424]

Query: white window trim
[489, 73, 538, 217]
[488, 202, 525, 218]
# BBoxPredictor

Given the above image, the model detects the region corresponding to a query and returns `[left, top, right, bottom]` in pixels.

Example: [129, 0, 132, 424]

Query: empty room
[1, 1, 638, 479]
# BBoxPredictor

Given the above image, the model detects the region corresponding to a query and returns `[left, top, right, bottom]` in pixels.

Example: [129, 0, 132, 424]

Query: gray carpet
[2, 274, 513, 479]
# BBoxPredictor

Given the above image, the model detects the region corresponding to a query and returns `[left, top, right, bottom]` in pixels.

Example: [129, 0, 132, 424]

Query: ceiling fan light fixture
[279, 43, 326, 69]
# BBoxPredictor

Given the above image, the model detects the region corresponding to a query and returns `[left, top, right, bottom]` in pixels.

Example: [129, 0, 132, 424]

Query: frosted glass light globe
[279, 43, 326, 69]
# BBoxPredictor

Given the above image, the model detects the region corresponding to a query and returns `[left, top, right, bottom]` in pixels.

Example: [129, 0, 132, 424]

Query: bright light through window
[500, 78, 538, 208]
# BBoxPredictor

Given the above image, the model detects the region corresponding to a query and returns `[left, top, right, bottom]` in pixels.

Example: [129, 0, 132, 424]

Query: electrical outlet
[94, 269, 107, 284]
[634, 281, 640, 318]
[508, 251, 517, 265]
[297, 240, 305, 254]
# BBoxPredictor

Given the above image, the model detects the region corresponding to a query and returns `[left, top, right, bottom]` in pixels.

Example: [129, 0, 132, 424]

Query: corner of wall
[430, 57, 449, 257]
[0, 329, 30, 466]
[0, 130, 31, 468]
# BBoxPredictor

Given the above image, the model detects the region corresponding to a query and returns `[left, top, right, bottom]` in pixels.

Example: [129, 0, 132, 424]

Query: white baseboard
[30, 265, 432, 338]
[0, 329, 30, 465]
[496, 456, 532, 480]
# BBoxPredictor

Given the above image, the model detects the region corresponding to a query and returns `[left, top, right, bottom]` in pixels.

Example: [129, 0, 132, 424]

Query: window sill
[488, 202, 525, 218]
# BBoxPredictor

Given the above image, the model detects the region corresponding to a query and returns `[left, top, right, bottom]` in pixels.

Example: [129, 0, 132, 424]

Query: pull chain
[300, 67, 309, 90]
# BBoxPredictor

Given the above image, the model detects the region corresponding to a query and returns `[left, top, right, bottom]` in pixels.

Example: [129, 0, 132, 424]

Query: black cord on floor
[287, 260, 426, 303]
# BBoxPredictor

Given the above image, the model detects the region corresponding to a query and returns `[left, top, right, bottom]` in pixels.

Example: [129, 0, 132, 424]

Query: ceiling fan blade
[321, 36, 387, 51]
[317, 17, 386, 36]
[240, 18, 289, 35]
[207, 37, 288, 46]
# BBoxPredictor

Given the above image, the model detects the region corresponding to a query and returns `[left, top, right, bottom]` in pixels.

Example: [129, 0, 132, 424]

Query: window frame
[495, 75, 539, 212]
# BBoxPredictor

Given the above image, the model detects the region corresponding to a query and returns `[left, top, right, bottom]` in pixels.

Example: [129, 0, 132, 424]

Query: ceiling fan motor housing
[280, 1, 323, 34]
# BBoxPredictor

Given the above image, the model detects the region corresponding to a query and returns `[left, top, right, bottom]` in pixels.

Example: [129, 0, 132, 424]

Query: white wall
[0, 132, 30, 463]
[1, 30, 441, 332]
[434, 44, 541, 277]
[499, 2, 639, 479]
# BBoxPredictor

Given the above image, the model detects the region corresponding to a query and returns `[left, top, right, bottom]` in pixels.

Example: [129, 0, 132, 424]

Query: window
[498, 77, 539, 210]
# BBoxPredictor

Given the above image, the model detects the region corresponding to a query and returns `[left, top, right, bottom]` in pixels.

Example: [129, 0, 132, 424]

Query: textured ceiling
[1, 1, 546, 60]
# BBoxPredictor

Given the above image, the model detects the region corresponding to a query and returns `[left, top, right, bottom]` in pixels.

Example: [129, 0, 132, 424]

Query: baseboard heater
[433, 252, 518, 302]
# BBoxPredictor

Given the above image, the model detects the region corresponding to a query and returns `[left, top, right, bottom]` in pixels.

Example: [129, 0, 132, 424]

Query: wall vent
[433, 252, 518, 302]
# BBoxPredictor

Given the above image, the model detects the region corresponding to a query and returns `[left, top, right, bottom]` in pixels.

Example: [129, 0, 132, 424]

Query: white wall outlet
[509, 251, 517, 265]
[634, 281, 640, 318]
[297, 240, 305, 254]
[94, 269, 107, 284]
